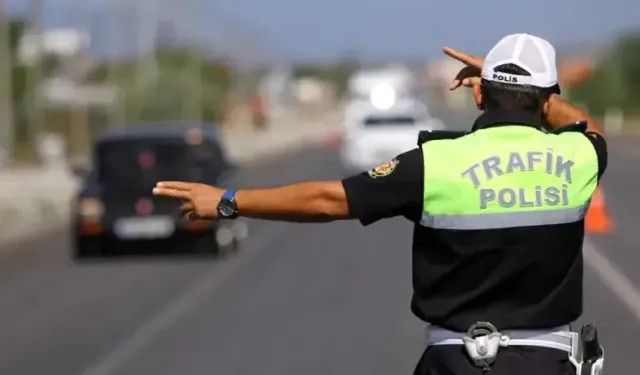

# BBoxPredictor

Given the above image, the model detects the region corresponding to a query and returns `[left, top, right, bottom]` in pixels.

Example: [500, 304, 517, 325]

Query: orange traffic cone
[585, 186, 614, 234]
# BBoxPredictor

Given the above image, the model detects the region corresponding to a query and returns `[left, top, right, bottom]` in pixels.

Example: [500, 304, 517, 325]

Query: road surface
[0, 123, 638, 374]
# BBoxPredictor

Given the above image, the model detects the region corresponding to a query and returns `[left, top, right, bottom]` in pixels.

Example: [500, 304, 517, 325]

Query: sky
[4, 0, 640, 63]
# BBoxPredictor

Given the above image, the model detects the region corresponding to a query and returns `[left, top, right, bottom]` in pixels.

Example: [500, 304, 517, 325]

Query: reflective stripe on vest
[420, 126, 598, 230]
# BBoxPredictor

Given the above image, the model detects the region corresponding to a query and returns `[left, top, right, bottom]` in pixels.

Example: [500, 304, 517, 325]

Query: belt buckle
[463, 321, 502, 370]
[467, 321, 499, 341]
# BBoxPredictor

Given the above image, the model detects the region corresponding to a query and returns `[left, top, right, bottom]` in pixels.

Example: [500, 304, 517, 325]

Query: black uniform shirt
[341, 110, 608, 331]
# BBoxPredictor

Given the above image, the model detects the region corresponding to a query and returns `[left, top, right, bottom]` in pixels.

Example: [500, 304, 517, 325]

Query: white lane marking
[584, 238, 640, 321]
[79, 223, 289, 375]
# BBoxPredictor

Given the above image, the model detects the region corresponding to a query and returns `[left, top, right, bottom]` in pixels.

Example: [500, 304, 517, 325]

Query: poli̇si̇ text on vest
[461, 150, 574, 209]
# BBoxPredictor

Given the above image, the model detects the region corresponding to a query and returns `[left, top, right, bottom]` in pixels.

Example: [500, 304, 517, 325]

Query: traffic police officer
[153, 34, 607, 375]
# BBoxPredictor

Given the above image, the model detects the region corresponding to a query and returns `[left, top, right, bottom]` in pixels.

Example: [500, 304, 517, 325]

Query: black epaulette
[549, 120, 588, 134]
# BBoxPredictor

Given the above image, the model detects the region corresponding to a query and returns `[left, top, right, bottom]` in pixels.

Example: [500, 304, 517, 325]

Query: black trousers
[413, 345, 575, 375]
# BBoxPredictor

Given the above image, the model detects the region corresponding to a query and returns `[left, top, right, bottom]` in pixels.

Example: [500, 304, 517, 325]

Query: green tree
[93, 46, 233, 125]
[0, 17, 67, 160]
[569, 32, 640, 116]
[7, 18, 31, 144]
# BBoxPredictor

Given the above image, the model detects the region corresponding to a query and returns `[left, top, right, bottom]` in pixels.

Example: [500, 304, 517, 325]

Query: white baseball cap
[481, 33, 558, 89]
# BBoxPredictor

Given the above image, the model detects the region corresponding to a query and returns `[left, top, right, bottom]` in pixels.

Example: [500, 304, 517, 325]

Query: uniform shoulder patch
[367, 158, 399, 178]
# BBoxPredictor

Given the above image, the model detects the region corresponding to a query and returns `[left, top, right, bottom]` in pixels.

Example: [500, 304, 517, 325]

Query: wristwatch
[217, 189, 239, 219]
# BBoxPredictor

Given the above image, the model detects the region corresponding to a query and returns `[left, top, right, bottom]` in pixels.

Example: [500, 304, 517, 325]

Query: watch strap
[218, 189, 239, 219]
[221, 189, 237, 202]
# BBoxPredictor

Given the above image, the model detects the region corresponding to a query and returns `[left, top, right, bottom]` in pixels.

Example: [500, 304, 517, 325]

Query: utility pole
[0, 1, 14, 165]
[70, 0, 89, 159]
[27, 0, 45, 155]
[184, 0, 204, 124]
[106, 0, 126, 127]
[132, 0, 158, 122]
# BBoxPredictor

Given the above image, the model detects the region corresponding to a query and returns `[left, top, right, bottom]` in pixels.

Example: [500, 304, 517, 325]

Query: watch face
[218, 200, 237, 217]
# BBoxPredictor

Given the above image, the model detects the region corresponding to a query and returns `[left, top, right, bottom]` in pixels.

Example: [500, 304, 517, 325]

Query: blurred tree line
[0, 15, 238, 162]
[291, 53, 361, 98]
[569, 32, 640, 117]
[85, 48, 233, 124]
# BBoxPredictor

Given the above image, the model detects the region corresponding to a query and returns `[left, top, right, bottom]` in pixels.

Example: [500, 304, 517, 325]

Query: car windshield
[96, 138, 222, 196]
[363, 116, 417, 127]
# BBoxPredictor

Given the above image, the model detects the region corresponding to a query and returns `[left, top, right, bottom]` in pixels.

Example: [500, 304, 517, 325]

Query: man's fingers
[180, 202, 195, 216]
[156, 181, 192, 191]
[182, 211, 199, 220]
[442, 46, 473, 64]
[464, 77, 482, 87]
[449, 79, 462, 90]
[442, 46, 484, 69]
[152, 187, 190, 200]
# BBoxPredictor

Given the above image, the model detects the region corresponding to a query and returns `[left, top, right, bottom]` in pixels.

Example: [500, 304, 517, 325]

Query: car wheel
[72, 241, 104, 261]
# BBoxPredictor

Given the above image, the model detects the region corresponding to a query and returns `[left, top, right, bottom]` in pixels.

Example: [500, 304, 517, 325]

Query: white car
[340, 100, 445, 174]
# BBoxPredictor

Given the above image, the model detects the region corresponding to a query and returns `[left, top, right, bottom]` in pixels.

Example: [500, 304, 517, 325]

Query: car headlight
[370, 84, 396, 110]
[78, 198, 104, 219]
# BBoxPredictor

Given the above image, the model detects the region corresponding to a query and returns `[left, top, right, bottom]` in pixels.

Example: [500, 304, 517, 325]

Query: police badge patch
[368, 159, 399, 178]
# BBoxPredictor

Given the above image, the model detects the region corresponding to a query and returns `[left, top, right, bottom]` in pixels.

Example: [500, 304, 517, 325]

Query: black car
[71, 123, 247, 259]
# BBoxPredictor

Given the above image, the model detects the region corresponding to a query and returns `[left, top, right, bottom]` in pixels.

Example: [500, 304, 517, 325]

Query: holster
[574, 324, 604, 375]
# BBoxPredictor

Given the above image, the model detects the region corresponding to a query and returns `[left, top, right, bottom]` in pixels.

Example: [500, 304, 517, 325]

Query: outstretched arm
[235, 181, 352, 222]
[153, 148, 424, 224]
[152, 180, 351, 222]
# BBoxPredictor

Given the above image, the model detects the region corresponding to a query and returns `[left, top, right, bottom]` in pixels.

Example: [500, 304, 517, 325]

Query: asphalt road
[1, 119, 639, 374]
